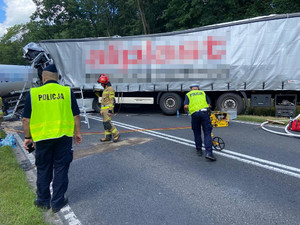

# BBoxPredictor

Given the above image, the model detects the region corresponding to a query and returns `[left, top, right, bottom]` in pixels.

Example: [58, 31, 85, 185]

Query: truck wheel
[216, 93, 244, 114]
[159, 93, 182, 115]
[92, 98, 101, 113]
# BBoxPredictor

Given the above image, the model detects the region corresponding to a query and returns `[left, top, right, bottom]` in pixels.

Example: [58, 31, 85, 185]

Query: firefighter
[96, 74, 120, 142]
[184, 84, 216, 161]
[0, 97, 3, 127]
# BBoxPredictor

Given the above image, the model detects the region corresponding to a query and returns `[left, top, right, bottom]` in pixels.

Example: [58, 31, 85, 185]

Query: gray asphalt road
[64, 107, 300, 225]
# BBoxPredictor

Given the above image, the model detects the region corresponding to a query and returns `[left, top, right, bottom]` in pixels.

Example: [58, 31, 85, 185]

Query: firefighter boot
[113, 133, 120, 142]
[100, 134, 112, 142]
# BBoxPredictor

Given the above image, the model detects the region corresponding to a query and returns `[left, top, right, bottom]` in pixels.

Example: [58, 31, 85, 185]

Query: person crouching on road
[184, 84, 216, 161]
[22, 64, 82, 213]
[96, 74, 120, 142]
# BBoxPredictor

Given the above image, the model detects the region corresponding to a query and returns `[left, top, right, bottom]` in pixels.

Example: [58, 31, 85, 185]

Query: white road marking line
[112, 119, 299, 172]
[221, 149, 300, 174]
[88, 115, 300, 179]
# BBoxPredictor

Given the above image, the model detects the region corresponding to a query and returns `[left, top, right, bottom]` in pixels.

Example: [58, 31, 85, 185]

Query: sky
[0, 0, 36, 38]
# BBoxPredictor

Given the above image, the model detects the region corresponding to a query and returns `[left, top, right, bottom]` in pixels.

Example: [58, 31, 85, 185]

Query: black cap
[43, 64, 57, 73]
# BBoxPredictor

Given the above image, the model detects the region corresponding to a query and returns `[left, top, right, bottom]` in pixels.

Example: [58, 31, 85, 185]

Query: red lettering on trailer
[109, 45, 119, 64]
[205, 36, 226, 60]
[86, 36, 226, 69]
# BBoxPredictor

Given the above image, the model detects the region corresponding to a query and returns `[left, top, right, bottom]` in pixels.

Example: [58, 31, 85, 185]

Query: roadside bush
[297, 106, 300, 115]
[247, 107, 275, 116]
[246, 105, 300, 117]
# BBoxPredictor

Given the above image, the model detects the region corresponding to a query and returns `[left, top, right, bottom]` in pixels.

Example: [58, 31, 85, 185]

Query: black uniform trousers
[35, 136, 73, 208]
[191, 110, 213, 154]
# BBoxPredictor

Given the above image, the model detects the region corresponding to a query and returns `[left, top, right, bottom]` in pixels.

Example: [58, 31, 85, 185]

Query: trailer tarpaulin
[39, 14, 300, 92]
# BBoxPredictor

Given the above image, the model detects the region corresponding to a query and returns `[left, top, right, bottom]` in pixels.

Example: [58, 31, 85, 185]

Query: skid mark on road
[73, 137, 151, 160]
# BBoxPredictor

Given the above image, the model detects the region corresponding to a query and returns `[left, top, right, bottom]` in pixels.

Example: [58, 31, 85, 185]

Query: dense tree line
[0, 0, 299, 65]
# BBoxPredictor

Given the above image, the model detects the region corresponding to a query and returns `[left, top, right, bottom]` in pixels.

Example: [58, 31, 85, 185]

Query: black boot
[196, 148, 203, 156]
[205, 153, 216, 161]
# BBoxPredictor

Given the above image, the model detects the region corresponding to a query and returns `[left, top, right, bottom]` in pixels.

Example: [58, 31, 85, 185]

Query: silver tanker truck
[0, 64, 37, 116]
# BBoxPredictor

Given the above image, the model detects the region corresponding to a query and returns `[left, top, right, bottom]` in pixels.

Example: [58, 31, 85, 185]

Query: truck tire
[216, 93, 244, 114]
[159, 93, 182, 115]
[92, 98, 101, 113]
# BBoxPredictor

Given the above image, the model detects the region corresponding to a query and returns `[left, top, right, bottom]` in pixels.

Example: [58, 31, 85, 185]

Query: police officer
[0, 97, 3, 127]
[22, 64, 82, 213]
[184, 84, 216, 161]
[95, 74, 120, 142]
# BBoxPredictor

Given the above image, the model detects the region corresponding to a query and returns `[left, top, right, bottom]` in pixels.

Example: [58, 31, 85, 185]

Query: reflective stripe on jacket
[30, 83, 74, 142]
[186, 90, 209, 115]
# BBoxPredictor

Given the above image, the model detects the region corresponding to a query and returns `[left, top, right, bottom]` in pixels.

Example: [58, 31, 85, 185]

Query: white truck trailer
[23, 13, 300, 115]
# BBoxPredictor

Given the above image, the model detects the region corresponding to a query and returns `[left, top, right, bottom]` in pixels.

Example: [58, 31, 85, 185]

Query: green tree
[246, 0, 300, 15]
[163, 0, 300, 32]
[0, 25, 28, 65]
[31, 0, 124, 37]
[31, 0, 172, 37]
[115, 0, 171, 35]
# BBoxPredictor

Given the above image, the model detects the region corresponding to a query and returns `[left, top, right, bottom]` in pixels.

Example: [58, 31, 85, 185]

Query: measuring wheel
[212, 136, 225, 151]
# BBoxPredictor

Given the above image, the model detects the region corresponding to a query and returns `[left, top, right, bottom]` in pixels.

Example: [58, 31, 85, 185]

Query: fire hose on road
[260, 114, 300, 138]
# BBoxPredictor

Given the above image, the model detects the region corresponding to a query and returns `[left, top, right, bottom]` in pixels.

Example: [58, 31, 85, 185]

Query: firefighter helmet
[98, 74, 109, 84]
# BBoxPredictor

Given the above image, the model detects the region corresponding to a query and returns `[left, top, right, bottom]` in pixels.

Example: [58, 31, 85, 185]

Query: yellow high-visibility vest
[186, 90, 209, 115]
[30, 83, 74, 142]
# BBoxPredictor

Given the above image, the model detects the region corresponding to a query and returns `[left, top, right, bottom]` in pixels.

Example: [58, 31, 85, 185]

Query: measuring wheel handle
[212, 136, 225, 151]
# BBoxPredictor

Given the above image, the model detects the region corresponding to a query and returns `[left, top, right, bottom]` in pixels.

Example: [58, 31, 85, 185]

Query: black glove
[207, 107, 212, 116]
[27, 143, 35, 153]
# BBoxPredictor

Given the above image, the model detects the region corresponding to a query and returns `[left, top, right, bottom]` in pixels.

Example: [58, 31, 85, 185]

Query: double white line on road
[88, 115, 300, 179]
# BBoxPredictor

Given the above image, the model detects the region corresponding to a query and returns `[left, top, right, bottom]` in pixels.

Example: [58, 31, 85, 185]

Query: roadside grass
[0, 129, 5, 138]
[0, 130, 48, 225]
[236, 115, 290, 125]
